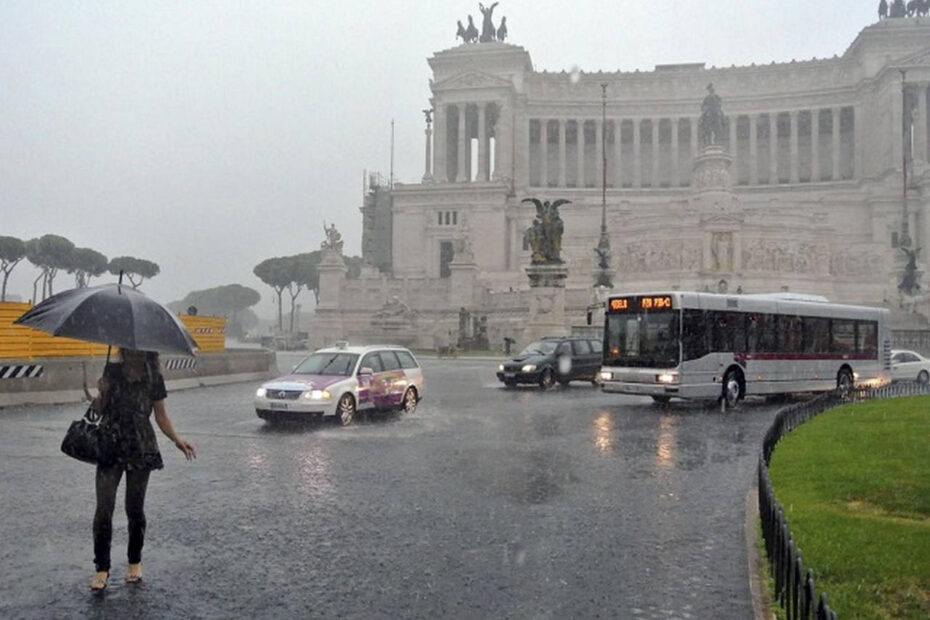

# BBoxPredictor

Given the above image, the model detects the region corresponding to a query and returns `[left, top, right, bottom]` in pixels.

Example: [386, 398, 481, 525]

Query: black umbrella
[14, 283, 198, 356]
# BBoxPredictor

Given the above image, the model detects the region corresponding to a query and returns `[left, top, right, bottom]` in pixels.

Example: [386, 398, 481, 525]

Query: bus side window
[857, 321, 877, 355]
[682, 310, 707, 360]
[760, 314, 778, 352]
[832, 319, 855, 352]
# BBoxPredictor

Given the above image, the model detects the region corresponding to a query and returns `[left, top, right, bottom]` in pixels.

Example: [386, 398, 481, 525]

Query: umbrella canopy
[14, 283, 198, 356]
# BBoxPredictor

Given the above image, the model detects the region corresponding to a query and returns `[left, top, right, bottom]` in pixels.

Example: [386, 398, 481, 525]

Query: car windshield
[292, 352, 359, 376]
[518, 340, 559, 357]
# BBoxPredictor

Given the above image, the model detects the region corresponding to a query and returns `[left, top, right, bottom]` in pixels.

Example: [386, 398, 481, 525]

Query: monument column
[496, 98, 514, 182]
[789, 110, 800, 183]
[558, 119, 567, 187]
[671, 118, 680, 187]
[595, 118, 604, 189]
[651, 118, 660, 187]
[477, 103, 488, 181]
[632, 119, 641, 188]
[831, 107, 841, 181]
[423, 111, 433, 182]
[456, 104, 467, 182]
[434, 103, 448, 183]
[811, 108, 821, 182]
[691, 117, 699, 157]
[539, 118, 549, 187]
[769, 113, 778, 184]
[577, 119, 586, 187]
[916, 84, 928, 162]
[614, 119, 623, 188]
[728, 115, 738, 164]
[749, 114, 759, 184]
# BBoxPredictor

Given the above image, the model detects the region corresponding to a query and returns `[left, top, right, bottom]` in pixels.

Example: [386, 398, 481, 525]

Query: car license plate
[269, 402, 289, 410]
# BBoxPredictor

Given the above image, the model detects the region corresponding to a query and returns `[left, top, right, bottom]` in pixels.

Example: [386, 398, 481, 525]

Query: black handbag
[61, 406, 113, 465]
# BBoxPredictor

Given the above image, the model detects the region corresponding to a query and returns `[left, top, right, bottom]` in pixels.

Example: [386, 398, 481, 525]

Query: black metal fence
[758, 381, 930, 620]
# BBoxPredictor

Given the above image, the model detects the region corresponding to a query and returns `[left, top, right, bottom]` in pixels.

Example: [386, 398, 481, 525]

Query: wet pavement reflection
[0, 355, 780, 619]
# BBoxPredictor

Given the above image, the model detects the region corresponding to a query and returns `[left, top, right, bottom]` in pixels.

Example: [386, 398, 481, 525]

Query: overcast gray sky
[1, 1, 877, 319]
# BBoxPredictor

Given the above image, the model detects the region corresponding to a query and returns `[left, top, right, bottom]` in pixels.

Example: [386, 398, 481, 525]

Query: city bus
[597, 291, 890, 407]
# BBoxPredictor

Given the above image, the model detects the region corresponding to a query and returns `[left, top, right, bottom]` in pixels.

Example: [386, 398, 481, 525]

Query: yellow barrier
[178, 314, 226, 353]
[0, 302, 225, 358]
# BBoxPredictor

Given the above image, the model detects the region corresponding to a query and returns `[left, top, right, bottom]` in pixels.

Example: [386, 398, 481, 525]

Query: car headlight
[599, 370, 613, 381]
[255, 387, 267, 398]
[302, 389, 332, 400]
[498, 364, 505, 372]
[656, 373, 679, 384]
[522, 364, 537, 373]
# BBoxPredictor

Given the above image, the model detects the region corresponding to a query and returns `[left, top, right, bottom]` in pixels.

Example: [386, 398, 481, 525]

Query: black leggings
[93, 466, 151, 572]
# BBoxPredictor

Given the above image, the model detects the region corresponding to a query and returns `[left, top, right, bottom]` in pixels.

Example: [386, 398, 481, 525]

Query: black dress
[100, 362, 167, 471]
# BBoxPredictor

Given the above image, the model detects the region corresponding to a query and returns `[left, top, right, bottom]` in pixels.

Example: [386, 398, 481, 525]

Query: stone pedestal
[449, 259, 478, 309]
[523, 264, 569, 345]
[309, 250, 347, 348]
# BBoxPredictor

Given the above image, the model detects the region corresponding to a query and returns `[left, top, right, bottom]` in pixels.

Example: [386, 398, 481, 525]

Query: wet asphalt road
[0, 354, 780, 620]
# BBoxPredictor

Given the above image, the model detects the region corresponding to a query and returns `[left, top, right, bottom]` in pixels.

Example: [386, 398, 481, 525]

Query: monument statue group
[879, 0, 929, 18]
[456, 2, 508, 43]
[522, 198, 569, 265]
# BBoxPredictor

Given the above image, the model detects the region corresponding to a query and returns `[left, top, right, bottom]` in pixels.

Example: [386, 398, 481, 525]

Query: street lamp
[594, 82, 613, 288]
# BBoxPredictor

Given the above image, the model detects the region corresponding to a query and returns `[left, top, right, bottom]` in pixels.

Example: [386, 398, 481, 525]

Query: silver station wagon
[255, 343, 425, 425]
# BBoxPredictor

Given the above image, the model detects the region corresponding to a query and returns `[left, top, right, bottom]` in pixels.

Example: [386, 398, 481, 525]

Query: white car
[889, 349, 930, 384]
[255, 343, 424, 425]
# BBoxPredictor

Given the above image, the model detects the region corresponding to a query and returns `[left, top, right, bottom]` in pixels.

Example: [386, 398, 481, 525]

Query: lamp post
[594, 83, 613, 288]
[901, 69, 912, 248]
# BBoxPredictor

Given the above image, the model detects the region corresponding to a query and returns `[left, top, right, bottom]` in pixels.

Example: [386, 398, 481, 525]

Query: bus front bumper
[600, 381, 679, 396]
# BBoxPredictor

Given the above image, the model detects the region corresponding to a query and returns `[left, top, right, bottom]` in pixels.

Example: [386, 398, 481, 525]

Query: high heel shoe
[126, 562, 143, 583]
[90, 571, 108, 591]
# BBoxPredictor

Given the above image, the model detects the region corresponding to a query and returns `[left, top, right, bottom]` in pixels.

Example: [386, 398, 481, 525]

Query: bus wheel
[721, 369, 742, 410]
[836, 368, 854, 398]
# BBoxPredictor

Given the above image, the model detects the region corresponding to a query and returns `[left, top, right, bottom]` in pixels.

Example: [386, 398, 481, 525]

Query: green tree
[108, 256, 160, 289]
[0, 236, 26, 302]
[286, 253, 321, 332]
[69, 247, 109, 288]
[169, 283, 261, 337]
[253, 257, 292, 331]
[25, 234, 75, 300]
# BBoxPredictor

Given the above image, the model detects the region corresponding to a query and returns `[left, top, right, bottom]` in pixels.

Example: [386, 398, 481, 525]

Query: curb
[745, 477, 775, 620]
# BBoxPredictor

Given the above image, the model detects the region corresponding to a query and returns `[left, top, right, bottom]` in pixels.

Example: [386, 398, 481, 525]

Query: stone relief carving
[742, 239, 831, 275]
[373, 295, 418, 321]
[616, 239, 701, 274]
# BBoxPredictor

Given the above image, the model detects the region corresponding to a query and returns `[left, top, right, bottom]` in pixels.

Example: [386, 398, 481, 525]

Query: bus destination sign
[608, 295, 673, 312]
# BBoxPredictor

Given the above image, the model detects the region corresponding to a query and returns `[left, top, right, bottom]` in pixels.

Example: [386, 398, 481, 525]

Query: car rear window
[395, 350, 419, 369]
[379, 351, 401, 371]
[589, 340, 603, 353]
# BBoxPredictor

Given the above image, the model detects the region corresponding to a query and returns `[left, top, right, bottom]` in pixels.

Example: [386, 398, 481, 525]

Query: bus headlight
[599, 370, 613, 381]
[656, 373, 679, 384]
[522, 364, 537, 373]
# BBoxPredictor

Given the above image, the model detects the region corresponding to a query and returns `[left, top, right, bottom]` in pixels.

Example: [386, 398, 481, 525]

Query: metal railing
[758, 380, 930, 620]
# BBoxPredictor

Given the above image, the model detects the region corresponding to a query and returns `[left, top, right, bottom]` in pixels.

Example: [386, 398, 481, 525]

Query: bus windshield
[604, 310, 680, 368]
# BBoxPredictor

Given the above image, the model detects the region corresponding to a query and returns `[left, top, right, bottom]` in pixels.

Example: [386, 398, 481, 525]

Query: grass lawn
[767, 396, 930, 619]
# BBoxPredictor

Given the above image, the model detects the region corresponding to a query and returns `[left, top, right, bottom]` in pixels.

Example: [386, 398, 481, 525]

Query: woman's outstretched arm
[153, 400, 196, 460]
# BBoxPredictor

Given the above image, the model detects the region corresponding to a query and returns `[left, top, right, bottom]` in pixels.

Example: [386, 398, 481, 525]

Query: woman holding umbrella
[90, 348, 196, 591]
[14, 281, 200, 590]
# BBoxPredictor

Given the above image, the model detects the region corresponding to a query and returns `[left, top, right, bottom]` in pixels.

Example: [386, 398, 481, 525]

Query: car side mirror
[358, 367, 374, 376]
